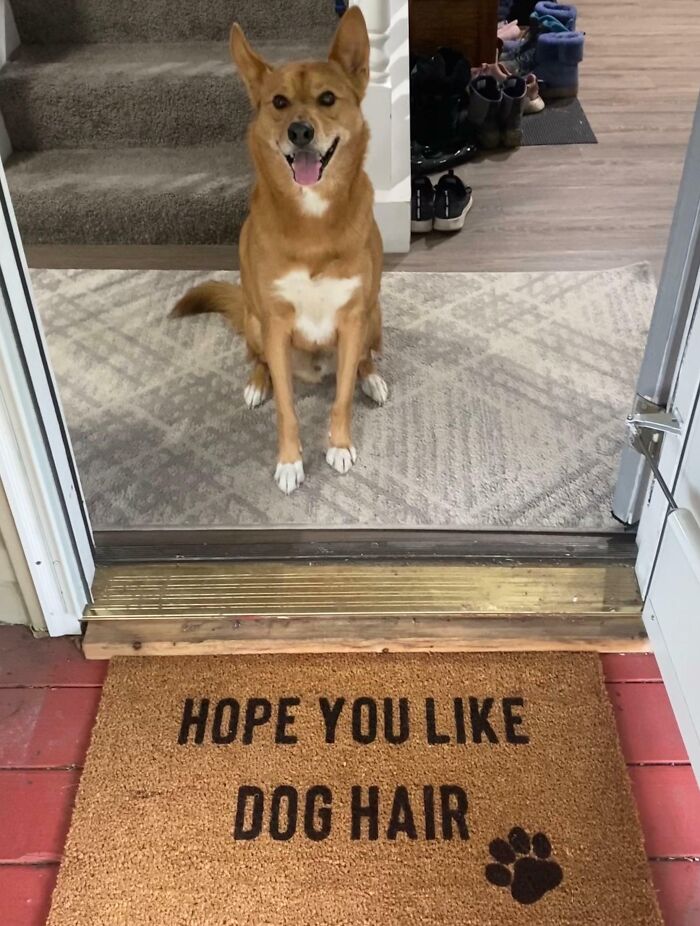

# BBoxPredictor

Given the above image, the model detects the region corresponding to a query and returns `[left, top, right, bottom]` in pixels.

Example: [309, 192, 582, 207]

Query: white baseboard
[375, 175, 411, 253]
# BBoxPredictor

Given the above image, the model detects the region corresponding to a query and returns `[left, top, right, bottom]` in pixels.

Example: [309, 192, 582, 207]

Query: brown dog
[173, 8, 386, 494]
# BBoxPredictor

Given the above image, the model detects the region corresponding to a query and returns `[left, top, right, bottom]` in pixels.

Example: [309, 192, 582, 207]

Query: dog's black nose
[287, 121, 315, 148]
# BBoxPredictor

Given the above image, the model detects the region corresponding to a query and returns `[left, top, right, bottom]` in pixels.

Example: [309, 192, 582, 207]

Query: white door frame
[633, 274, 700, 781]
[634, 254, 700, 595]
[0, 160, 94, 635]
[613, 92, 700, 526]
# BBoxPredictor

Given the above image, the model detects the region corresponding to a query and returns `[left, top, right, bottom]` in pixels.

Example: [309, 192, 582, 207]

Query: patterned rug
[32, 264, 655, 530]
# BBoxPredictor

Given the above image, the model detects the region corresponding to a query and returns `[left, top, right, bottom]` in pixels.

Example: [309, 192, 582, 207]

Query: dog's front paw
[361, 373, 389, 406]
[244, 381, 271, 409]
[275, 460, 305, 494]
[326, 445, 357, 474]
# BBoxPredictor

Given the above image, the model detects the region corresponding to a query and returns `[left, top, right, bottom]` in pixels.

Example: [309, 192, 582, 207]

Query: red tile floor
[0, 628, 699, 925]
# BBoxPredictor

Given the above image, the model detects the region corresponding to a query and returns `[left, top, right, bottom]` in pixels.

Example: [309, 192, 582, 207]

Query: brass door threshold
[82, 562, 646, 658]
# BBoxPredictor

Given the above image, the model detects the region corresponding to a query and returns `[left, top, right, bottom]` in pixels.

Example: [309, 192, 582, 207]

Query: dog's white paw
[275, 460, 305, 495]
[326, 445, 357, 474]
[244, 382, 270, 409]
[361, 373, 389, 406]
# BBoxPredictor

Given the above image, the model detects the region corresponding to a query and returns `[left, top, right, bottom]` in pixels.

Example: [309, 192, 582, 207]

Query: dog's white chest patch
[273, 270, 361, 344]
[299, 187, 328, 217]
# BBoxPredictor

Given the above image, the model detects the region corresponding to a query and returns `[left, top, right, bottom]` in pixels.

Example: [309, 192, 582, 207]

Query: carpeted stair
[0, 2, 335, 244]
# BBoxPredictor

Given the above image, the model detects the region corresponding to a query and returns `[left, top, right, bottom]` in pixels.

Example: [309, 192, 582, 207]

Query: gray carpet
[0, 40, 324, 150]
[9, 0, 335, 44]
[5, 144, 252, 246]
[0, 1, 335, 245]
[32, 264, 655, 530]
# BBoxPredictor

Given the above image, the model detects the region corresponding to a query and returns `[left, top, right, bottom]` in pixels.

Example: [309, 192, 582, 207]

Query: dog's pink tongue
[292, 150, 321, 186]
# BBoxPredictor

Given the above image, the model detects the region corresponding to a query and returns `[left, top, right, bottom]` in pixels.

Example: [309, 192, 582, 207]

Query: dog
[173, 7, 386, 495]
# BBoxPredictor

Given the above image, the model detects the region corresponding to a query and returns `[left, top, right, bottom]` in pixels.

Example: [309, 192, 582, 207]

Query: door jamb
[0, 161, 94, 635]
[612, 91, 700, 525]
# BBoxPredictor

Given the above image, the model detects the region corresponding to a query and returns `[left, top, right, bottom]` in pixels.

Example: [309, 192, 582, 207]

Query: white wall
[0, 540, 28, 625]
[0, 482, 29, 624]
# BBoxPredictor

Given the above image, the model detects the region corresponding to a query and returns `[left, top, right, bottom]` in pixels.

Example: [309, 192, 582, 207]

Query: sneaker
[497, 20, 523, 42]
[499, 31, 538, 76]
[411, 175, 435, 233]
[433, 170, 473, 232]
[471, 61, 513, 83]
[523, 73, 545, 113]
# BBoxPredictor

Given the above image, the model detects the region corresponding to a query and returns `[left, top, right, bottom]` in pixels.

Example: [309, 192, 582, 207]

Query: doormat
[32, 263, 655, 530]
[48, 654, 661, 926]
[522, 97, 597, 146]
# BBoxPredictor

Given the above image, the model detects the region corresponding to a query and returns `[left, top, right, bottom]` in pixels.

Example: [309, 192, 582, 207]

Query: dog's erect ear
[328, 7, 370, 98]
[230, 23, 272, 106]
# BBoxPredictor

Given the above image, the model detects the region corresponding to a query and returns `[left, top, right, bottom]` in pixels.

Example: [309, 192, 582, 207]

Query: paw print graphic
[485, 826, 563, 905]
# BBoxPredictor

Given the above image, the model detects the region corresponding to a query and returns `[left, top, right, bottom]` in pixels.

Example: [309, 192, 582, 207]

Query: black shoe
[411, 140, 478, 177]
[433, 170, 473, 232]
[411, 175, 435, 233]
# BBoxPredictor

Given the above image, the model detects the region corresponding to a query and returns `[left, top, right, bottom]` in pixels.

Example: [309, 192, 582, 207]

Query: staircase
[0, 0, 336, 245]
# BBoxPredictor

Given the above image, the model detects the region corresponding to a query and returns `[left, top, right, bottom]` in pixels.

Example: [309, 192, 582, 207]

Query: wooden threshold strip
[83, 563, 647, 658]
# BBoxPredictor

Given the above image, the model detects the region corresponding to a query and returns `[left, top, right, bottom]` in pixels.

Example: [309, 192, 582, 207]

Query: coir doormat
[48, 654, 661, 925]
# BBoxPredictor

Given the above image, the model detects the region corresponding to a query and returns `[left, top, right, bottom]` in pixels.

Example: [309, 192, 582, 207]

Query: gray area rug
[32, 265, 655, 530]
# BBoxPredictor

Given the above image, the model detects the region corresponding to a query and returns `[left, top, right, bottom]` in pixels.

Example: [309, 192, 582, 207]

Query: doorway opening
[0, 0, 698, 566]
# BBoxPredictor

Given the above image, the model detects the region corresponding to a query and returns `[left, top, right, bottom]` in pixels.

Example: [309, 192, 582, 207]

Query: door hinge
[626, 397, 681, 509]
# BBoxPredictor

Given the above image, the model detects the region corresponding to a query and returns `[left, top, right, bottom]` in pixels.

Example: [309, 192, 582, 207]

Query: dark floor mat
[522, 97, 597, 146]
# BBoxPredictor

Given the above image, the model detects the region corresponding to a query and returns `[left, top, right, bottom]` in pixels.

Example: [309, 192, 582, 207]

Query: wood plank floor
[25, 0, 700, 276]
[0, 625, 698, 925]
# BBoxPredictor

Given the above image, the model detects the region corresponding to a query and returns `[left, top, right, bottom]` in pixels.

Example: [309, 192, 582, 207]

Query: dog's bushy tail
[171, 281, 244, 334]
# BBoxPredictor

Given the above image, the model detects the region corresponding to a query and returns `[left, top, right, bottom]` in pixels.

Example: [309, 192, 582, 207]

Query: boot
[467, 75, 503, 149]
[534, 30, 584, 98]
[510, 0, 538, 25]
[534, 1, 577, 29]
[410, 48, 471, 151]
[500, 75, 527, 147]
[530, 11, 571, 32]
[410, 49, 478, 175]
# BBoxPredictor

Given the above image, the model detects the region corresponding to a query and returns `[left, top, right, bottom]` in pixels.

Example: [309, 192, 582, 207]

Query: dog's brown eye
[318, 91, 336, 107]
[272, 95, 290, 110]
